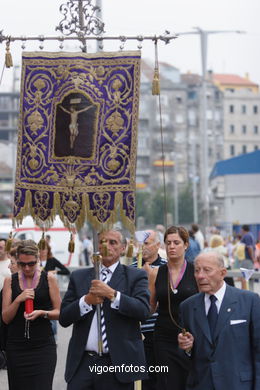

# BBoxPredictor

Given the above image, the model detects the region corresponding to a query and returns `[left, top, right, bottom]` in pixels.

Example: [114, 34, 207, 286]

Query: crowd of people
[0, 223, 259, 390]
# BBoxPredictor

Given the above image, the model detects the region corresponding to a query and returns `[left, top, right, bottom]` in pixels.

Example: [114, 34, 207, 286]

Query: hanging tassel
[152, 69, 160, 95]
[5, 231, 13, 253]
[100, 238, 108, 257]
[5, 39, 13, 68]
[68, 233, 75, 253]
[152, 39, 160, 95]
[126, 238, 134, 258]
[38, 232, 46, 250]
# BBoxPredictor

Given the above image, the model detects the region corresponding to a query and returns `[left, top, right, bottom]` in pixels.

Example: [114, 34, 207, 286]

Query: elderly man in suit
[178, 251, 260, 390]
[60, 229, 150, 390]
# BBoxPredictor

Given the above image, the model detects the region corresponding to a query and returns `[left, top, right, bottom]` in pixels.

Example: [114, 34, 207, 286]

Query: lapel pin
[227, 308, 231, 312]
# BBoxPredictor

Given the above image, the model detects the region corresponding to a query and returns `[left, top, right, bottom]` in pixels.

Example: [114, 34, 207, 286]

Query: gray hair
[194, 251, 225, 268]
[145, 230, 161, 244]
[98, 229, 125, 245]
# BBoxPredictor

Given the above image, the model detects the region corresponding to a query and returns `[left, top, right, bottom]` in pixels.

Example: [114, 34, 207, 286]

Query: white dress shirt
[79, 261, 121, 352]
[204, 282, 226, 315]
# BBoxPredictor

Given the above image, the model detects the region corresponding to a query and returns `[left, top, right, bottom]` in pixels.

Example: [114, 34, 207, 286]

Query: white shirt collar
[205, 281, 226, 304]
[101, 260, 119, 275]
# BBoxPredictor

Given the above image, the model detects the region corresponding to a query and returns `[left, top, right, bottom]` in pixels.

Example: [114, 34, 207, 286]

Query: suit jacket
[59, 263, 150, 383]
[180, 285, 260, 390]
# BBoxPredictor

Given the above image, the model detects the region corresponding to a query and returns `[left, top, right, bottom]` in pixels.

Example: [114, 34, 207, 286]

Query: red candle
[25, 299, 34, 314]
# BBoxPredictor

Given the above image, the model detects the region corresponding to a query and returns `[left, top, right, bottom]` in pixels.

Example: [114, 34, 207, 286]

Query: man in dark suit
[59, 229, 150, 390]
[132, 230, 167, 390]
[178, 251, 260, 390]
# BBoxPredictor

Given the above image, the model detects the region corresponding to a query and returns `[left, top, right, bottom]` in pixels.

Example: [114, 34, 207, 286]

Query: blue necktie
[207, 295, 218, 338]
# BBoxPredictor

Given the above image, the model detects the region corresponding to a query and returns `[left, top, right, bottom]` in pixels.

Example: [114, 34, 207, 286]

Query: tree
[178, 184, 194, 224]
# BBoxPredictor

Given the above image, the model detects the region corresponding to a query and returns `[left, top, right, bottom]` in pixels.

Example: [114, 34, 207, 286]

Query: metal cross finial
[56, 0, 105, 51]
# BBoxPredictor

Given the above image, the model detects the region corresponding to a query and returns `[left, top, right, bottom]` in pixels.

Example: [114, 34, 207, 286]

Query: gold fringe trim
[38, 232, 46, 250]
[5, 231, 13, 253]
[152, 69, 160, 95]
[13, 190, 136, 234]
[68, 233, 75, 253]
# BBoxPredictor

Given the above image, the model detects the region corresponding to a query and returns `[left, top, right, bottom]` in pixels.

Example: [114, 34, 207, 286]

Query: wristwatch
[110, 290, 117, 302]
[43, 311, 49, 319]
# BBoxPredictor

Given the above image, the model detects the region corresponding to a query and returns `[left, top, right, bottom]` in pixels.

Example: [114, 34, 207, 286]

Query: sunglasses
[17, 261, 37, 267]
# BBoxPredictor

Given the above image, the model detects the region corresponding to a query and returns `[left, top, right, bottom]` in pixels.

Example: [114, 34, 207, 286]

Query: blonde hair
[210, 234, 224, 248]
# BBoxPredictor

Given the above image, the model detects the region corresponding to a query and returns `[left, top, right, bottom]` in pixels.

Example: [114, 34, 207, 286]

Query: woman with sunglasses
[1, 239, 61, 390]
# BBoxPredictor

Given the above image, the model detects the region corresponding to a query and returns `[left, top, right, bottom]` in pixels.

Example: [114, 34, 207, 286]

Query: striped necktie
[100, 268, 110, 353]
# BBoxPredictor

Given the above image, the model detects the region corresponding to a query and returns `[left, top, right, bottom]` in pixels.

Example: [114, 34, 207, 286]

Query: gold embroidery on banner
[14, 51, 141, 232]
[62, 193, 81, 221]
[34, 191, 50, 220]
[106, 111, 124, 136]
[92, 192, 112, 223]
[27, 110, 44, 134]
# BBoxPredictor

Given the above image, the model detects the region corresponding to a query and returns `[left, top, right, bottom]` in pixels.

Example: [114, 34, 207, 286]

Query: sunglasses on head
[17, 261, 37, 267]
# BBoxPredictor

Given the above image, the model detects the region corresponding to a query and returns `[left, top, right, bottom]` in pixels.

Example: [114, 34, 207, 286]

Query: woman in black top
[149, 226, 198, 390]
[41, 242, 70, 276]
[2, 240, 61, 390]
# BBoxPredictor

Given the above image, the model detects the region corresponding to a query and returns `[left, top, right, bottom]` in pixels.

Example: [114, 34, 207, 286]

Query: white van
[13, 216, 82, 267]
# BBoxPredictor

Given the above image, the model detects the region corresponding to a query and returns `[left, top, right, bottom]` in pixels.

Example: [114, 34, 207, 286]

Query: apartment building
[213, 73, 260, 159]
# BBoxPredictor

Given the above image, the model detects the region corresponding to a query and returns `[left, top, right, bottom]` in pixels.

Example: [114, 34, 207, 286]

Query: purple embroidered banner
[13, 51, 141, 233]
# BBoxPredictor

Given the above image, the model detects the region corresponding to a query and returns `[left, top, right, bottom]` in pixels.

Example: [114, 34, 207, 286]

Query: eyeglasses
[17, 261, 37, 267]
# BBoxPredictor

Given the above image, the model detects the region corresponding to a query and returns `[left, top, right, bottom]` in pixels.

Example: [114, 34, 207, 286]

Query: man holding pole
[60, 229, 150, 390]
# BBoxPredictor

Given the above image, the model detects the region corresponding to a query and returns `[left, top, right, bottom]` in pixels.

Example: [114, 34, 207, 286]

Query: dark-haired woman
[2, 240, 61, 390]
[40, 242, 70, 276]
[149, 226, 198, 390]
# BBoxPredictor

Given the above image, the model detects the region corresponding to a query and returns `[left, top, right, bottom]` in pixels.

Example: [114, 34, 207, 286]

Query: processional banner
[13, 51, 141, 233]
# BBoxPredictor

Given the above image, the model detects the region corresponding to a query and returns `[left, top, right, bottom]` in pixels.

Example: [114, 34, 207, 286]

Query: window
[253, 105, 258, 114]
[254, 145, 259, 151]
[188, 91, 197, 100]
[159, 94, 169, 106]
[214, 110, 221, 122]
[242, 105, 246, 114]
[206, 110, 213, 120]
[138, 135, 148, 149]
[176, 96, 182, 104]
[175, 114, 184, 124]
[188, 110, 196, 126]
[229, 105, 234, 113]
[242, 145, 247, 154]
[230, 145, 235, 156]
[230, 125, 235, 134]
[242, 125, 247, 134]
[156, 113, 170, 126]
[254, 125, 258, 134]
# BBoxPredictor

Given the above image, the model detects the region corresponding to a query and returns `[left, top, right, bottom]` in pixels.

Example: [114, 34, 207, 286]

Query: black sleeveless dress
[154, 262, 198, 390]
[6, 271, 57, 390]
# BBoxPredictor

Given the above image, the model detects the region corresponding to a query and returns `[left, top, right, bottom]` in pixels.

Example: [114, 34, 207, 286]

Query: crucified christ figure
[59, 104, 94, 149]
